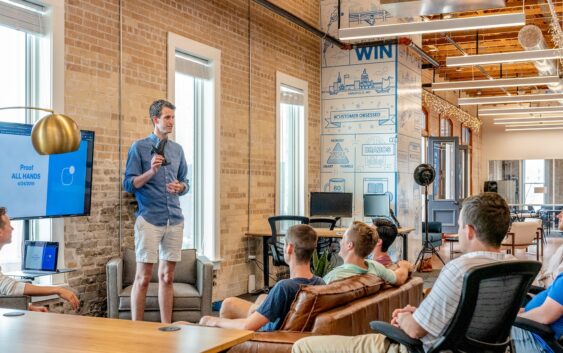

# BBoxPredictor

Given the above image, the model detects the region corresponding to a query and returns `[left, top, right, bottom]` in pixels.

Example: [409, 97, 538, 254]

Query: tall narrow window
[0, 0, 61, 278]
[461, 125, 472, 196]
[277, 73, 308, 216]
[439, 117, 452, 137]
[168, 33, 221, 262]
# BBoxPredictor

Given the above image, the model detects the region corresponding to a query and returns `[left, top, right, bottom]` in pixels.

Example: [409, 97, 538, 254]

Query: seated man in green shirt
[323, 221, 411, 285]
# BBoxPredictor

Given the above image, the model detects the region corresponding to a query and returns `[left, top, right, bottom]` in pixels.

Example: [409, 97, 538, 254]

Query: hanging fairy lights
[422, 90, 482, 133]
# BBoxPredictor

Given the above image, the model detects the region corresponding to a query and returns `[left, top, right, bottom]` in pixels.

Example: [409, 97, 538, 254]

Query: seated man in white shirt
[0, 207, 79, 312]
[292, 192, 514, 353]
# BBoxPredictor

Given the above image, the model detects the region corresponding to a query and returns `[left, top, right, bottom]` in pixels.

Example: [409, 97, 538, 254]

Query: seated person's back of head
[323, 221, 411, 286]
[371, 218, 398, 266]
[198, 224, 324, 332]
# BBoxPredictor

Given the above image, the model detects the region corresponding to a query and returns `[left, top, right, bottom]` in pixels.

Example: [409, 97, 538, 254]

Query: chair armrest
[370, 321, 424, 353]
[514, 317, 554, 339]
[196, 255, 213, 317]
[106, 257, 123, 318]
[0, 295, 30, 310]
[528, 285, 544, 295]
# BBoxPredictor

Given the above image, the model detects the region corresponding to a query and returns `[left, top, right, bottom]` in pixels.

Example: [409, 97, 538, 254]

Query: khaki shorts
[134, 216, 183, 263]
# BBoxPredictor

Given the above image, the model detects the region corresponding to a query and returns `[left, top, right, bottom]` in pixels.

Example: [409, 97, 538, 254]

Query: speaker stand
[414, 185, 446, 271]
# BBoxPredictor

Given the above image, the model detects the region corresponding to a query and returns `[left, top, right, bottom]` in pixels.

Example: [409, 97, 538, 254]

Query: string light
[422, 90, 482, 133]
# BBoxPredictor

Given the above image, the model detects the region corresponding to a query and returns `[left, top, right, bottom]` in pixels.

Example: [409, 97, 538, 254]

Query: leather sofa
[228, 274, 424, 353]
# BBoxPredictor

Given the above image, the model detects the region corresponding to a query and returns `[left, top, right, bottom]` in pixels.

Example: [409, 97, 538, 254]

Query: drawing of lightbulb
[61, 165, 75, 186]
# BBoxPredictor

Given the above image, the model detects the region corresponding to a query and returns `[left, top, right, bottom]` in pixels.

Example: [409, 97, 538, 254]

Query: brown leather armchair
[228, 275, 424, 353]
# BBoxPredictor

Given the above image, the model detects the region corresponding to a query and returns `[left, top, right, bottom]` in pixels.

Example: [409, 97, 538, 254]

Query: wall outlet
[248, 255, 256, 261]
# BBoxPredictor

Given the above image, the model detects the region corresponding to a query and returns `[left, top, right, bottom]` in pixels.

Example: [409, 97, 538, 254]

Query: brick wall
[62, 0, 320, 315]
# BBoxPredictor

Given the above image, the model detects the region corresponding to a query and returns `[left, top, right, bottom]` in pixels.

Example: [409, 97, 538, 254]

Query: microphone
[151, 138, 170, 166]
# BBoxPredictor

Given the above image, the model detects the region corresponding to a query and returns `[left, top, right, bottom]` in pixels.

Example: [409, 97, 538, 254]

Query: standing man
[124, 99, 189, 323]
[0, 207, 79, 311]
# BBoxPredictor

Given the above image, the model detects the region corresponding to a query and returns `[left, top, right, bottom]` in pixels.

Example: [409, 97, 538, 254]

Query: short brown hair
[0, 207, 6, 229]
[461, 192, 510, 247]
[149, 99, 175, 123]
[348, 221, 378, 258]
[285, 224, 318, 263]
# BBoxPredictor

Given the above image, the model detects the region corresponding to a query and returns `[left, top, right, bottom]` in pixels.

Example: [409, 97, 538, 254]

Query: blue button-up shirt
[124, 134, 189, 226]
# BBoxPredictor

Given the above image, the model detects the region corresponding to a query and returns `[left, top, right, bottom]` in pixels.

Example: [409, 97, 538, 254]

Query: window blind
[0, 0, 47, 35]
[175, 51, 211, 80]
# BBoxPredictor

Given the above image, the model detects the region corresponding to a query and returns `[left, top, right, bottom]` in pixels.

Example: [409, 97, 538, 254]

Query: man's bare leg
[220, 297, 255, 319]
[131, 262, 154, 321]
[158, 260, 177, 323]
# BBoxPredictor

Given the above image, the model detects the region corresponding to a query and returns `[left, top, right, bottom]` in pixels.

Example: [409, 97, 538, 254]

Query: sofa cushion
[122, 249, 197, 286]
[119, 282, 201, 311]
[281, 274, 383, 332]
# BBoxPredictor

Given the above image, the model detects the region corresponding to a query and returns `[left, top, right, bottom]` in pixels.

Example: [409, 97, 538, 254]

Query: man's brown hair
[347, 221, 378, 258]
[0, 207, 6, 229]
[461, 192, 510, 247]
[285, 224, 318, 263]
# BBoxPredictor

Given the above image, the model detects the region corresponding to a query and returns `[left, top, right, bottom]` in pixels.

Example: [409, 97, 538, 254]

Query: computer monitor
[364, 193, 390, 218]
[310, 192, 353, 217]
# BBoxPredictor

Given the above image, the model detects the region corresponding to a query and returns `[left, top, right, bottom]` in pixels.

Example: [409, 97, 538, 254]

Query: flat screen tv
[310, 192, 353, 218]
[0, 121, 95, 220]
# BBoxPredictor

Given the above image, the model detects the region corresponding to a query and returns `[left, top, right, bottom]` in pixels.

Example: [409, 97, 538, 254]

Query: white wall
[480, 129, 563, 186]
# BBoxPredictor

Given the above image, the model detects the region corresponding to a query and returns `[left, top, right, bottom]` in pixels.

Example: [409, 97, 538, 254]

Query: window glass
[439, 117, 452, 137]
[279, 84, 305, 215]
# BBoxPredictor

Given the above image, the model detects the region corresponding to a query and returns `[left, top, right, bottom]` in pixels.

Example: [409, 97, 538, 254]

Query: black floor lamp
[413, 163, 445, 269]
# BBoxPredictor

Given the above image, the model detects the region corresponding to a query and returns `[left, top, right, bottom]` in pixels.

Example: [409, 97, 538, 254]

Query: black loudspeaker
[484, 181, 498, 193]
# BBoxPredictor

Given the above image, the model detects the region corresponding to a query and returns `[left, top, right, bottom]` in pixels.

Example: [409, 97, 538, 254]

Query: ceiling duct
[518, 25, 563, 93]
[380, 0, 505, 17]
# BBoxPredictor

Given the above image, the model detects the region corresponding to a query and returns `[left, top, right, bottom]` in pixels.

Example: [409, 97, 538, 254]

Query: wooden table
[0, 308, 254, 353]
[246, 226, 414, 289]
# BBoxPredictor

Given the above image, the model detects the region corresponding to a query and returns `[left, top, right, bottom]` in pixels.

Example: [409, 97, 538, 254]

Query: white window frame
[167, 32, 221, 264]
[0, 0, 65, 285]
[275, 72, 308, 216]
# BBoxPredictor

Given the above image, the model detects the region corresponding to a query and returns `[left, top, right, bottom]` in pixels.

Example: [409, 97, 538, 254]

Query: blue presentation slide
[0, 126, 88, 219]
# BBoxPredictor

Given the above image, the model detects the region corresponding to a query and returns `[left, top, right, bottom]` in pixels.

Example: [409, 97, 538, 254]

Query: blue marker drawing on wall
[325, 69, 393, 96]
[327, 143, 350, 165]
[348, 9, 390, 26]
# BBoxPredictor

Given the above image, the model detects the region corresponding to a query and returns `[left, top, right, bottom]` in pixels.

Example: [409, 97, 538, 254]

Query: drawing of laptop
[6, 241, 65, 278]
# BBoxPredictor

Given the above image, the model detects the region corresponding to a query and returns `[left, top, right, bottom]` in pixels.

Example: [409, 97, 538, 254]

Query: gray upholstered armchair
[0, 295, 30, 310]
[106, 249, 212, 322]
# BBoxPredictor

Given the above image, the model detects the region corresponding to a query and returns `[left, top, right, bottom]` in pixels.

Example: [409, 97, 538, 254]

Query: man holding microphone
[124, 99, 189, 323]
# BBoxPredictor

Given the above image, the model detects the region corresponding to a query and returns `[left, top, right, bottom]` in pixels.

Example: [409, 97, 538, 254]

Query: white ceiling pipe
[518, 25, 563, 94]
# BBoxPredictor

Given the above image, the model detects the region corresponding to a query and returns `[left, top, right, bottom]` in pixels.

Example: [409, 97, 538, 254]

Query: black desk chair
[514, 317, 563, 353]
[309, 217, 338, 258]
[267, 216, 309, 267]
[370, 260, 541, 353]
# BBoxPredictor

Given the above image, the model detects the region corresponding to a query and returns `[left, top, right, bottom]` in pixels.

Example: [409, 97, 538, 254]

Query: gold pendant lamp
[0, 107, 81, 155]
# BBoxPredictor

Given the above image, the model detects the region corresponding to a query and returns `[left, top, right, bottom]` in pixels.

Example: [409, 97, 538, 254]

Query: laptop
[6, 241, 65, 278]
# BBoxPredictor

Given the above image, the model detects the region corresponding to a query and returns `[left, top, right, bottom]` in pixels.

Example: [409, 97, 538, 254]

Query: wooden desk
[0, 308, 254, 353]
[246, 226, 414, 289]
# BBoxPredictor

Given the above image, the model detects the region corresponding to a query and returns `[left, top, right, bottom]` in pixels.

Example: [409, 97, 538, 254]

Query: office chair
[370, 261, 541, 353]
[309, 217, 338, 258]
[514, 317, 563, 353]
[267, 216, 309, 266]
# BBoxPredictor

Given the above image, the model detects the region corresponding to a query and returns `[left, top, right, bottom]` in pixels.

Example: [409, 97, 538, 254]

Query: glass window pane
[175, 71, 195, 249]
[279, 83, 305, 216]
[0, 25, 26, 122]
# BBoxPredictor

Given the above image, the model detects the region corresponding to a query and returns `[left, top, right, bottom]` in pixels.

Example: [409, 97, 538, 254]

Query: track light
[479, 106, 563, 116]
[432, 76, 561, 91]
[447, 49, 562, 67]
[459, 93, 563, 105]
[339, 13, 525, 41]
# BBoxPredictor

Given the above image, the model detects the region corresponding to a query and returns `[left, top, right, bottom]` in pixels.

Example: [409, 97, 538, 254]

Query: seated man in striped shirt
[292, 192, 514, 353]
